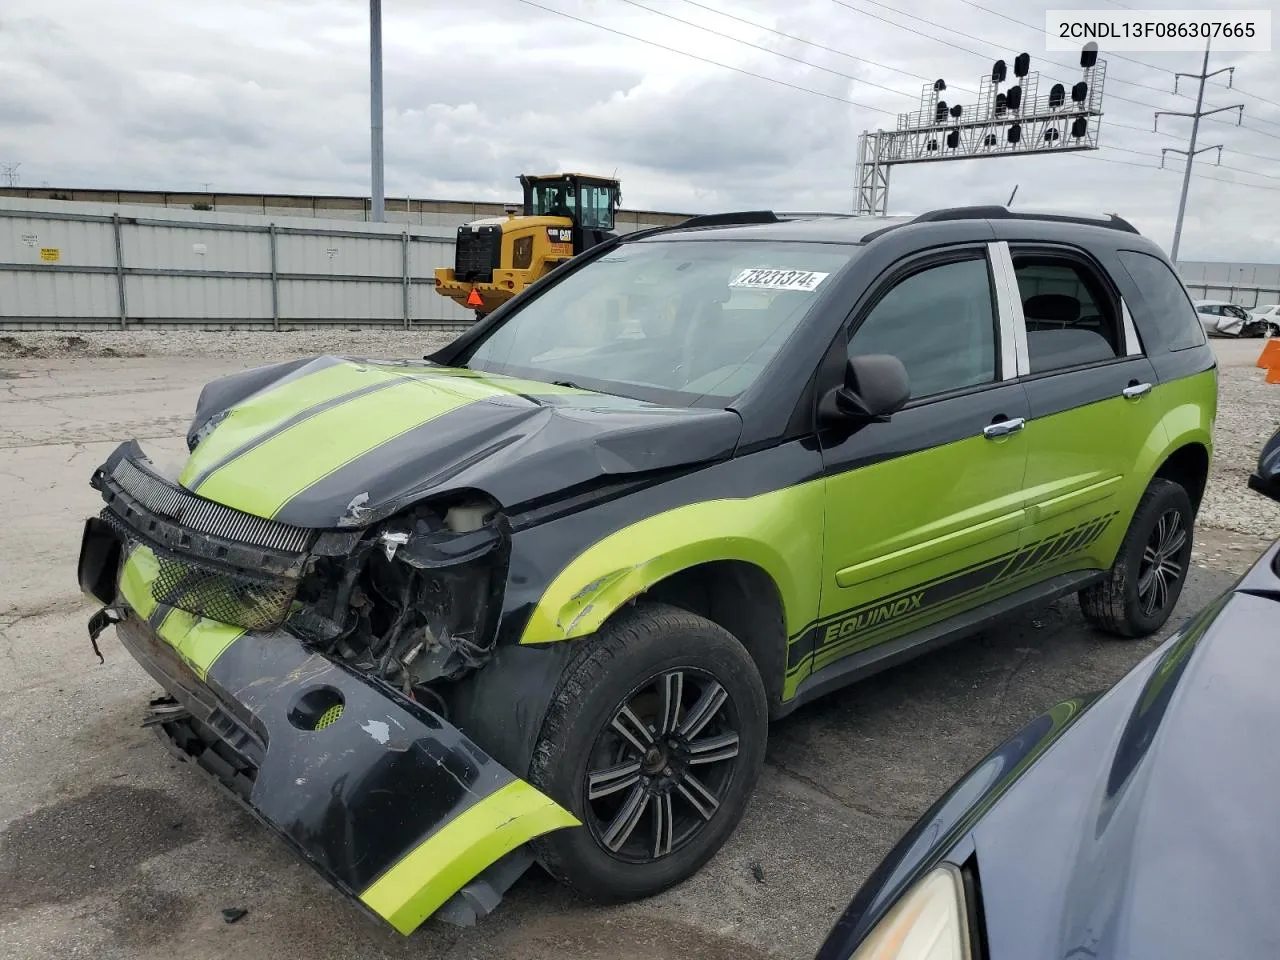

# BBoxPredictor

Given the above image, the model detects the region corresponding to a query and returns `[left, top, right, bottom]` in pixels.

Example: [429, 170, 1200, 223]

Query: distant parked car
[815, 425, 1280, 960]
[1249, 303, 1280, 337]
[1194, 299, 1270, 338]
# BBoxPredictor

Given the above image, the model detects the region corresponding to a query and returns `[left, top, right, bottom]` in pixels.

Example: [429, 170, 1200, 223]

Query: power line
[1224, 144, 1280, 165]
[675, 0, 945, 89]
[614, 0, 917, 101]
[512, 0, 897, 115]
[516, 0, 1280, 202]
[1228, 86, 1280, 113]
[953, 0, 1182, 85]
[1103, 142, 1280, 181]
[1219, 162, 1280, 182]
[955, 0, 1280, 116]
[1204, 113, 1280, 140]
[826, 0, 1172, 113]
[1071, 152, 1280, 191]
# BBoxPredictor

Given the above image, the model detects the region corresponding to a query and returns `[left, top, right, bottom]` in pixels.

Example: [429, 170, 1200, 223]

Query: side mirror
[1247, 426, 1280, 504]
[820, 354, 910, 425]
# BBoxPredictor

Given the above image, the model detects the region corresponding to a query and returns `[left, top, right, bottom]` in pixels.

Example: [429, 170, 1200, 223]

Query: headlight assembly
[850, 864, 972, 960]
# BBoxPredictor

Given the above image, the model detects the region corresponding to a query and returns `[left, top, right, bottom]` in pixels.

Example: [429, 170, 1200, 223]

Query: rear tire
[528, 602, 767, 902]
[1079, 478, 1194, 638]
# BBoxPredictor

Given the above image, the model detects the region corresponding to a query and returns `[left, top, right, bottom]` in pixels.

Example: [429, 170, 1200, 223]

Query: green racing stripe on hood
[190, 373, 515, 519]
[180, 361, 410, 488]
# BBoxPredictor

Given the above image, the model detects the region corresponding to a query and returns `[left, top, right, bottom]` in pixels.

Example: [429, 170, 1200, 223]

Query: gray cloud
[0, 0, 1277, 259]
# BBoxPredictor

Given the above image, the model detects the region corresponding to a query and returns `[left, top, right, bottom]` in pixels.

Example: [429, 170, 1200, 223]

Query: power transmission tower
[0, 162, 20, 187]
[1154, 40, 1244, 263]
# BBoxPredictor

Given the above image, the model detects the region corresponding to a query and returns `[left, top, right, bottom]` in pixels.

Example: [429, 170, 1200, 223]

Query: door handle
[1122, 381, 1152, 399]
[983, 417, 1025, 439]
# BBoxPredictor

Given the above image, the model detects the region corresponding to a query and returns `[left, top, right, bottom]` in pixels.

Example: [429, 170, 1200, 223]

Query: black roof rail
[677, 210, 780, 228]
[908, 205, 1140, 234]
[615, 210, 780, 244]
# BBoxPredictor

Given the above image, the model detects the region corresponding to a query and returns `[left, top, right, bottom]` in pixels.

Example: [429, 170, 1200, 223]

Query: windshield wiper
[551, 380, 584, 389]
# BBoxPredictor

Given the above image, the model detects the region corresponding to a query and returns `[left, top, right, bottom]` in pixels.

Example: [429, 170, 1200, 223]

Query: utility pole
[0, 162, 20, 187]
[369, 0, 386, 222]
[1154, 40, 1244, 263]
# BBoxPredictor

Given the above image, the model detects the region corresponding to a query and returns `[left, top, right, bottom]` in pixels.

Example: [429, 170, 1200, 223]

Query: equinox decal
[823, 591, 925, 646]
[790, 512, 1120, 676]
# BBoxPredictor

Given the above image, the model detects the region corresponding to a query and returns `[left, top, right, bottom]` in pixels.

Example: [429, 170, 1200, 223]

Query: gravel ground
[0, 329, 459, 362]
[3, 329, 1276, 538]
[1199, 340, 1280, 537]
[0, 332, 1274, 960]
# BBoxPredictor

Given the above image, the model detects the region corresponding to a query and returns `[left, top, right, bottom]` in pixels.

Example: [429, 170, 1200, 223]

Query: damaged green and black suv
[78, 205, 1216, 934]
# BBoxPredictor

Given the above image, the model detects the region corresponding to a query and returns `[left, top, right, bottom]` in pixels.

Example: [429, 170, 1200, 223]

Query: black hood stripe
[187, 378, 404, 491]
[270, 399, 544, 528]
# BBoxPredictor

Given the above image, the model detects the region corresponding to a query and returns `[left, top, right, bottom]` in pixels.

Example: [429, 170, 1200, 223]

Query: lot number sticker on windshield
[730, 268, 829, 292]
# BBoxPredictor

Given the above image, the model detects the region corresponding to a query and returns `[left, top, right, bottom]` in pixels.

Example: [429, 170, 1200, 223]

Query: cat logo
[822, 592, 924, 646]
[546, 227, 573, 244]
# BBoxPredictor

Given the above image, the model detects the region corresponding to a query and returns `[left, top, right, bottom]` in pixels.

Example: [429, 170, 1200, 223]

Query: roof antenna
[1007, 184, 1019, 206]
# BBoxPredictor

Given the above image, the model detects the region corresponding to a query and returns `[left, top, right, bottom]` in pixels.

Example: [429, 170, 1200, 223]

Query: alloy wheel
[583, 668, 741, 863]
[1137, 508, 1189, 617]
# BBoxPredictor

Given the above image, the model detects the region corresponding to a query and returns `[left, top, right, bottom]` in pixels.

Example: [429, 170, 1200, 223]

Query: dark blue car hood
[816, 543, 1280, 960]
[972, 547, 1280, 960]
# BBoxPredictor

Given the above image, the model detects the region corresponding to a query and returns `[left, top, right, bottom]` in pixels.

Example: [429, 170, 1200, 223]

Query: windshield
[463, 239, 859, 405]
[531, 182, 576, 218]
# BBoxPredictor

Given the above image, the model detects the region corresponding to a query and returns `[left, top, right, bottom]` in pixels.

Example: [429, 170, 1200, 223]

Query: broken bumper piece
[110, 612, 577, 934]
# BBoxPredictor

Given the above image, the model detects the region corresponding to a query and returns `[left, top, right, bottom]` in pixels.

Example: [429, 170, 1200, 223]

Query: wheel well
[1152, 443, 1210, 511]
[640, 561, 788, 716]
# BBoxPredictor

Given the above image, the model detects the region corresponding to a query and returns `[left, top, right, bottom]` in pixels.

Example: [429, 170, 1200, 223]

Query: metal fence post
[268, 222, 279, 331]
[401, 231, 410, 329]
[111, 213, 128, 329]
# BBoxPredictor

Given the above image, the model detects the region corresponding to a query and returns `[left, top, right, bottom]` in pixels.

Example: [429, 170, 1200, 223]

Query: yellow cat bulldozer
[434, 173, 622, 319]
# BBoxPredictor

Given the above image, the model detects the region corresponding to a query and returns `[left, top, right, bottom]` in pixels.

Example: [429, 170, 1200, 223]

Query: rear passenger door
[815, 246, 1030, 674]
[998, 241, 1163, 575]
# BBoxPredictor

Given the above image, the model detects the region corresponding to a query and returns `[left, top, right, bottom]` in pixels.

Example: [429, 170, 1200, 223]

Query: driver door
[811, 246, 1030, 680]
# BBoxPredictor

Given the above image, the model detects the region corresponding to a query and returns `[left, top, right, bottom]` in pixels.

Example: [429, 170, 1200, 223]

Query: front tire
[528, 602, 767, 902]
[1079, 478, 1194, 637]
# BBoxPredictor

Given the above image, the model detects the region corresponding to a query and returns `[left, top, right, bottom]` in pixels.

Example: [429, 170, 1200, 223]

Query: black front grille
[111, 457, 311, 553]
[99, 452, 311, 633]
[454, 226, 502, 283]
[151, 549, 296, 632]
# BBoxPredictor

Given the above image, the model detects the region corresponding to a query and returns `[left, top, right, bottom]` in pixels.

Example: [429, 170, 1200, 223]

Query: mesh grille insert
[151, 552, 296, 632]
[314, 704, 344, 730]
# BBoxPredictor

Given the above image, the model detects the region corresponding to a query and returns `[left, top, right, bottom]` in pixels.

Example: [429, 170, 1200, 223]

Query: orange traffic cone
[1268, 365, 1280, 384]
[1256, 338, 1280, 370]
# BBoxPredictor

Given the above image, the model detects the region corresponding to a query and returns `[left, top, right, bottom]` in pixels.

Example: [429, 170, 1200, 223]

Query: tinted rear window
[1117, 251, 1206, 353]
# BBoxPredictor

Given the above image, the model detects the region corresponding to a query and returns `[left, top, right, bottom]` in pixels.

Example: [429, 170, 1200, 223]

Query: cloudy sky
[1, 0, 1278, 260]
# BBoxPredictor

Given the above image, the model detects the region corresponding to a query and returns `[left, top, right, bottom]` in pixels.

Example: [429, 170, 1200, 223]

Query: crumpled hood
[179, 356, 741, 528]
[970, 575, 1280, 960]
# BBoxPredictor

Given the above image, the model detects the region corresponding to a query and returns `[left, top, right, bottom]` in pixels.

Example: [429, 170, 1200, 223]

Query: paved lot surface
[1, 335, 1276, 960]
